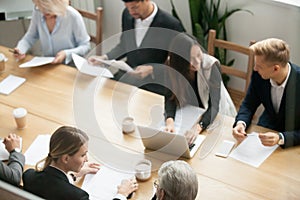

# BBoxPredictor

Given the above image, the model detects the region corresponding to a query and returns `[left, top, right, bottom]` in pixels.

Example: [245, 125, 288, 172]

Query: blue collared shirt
[17, 6, 90, 64]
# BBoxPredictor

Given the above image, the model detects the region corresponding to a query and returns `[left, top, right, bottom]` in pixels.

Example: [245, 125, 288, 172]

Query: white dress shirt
[134, 2, 158, 47]
[270, 64, 291, 113]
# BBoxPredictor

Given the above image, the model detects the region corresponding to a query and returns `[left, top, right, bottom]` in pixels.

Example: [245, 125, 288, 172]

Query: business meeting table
[0, 45, 299, 199]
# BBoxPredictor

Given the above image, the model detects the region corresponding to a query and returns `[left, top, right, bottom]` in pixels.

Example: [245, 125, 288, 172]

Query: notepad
[19, 56, 55, 68]
[72, 53, 114, 78]
[0, 75, 26, 95]
[229, 132, 278, 168]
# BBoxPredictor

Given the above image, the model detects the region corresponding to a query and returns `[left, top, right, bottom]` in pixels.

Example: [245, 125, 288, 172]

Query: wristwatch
[277, 133, 284, 145]
[199, 121, 205, 129]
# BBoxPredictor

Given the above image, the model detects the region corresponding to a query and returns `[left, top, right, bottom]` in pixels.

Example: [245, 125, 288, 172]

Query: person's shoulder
[66, 6, 82, 18]
[154, 7, 184, 30]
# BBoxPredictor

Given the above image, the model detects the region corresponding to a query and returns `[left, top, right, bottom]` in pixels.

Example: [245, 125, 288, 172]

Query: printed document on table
[229, 132, 278, 168]
[82, 165, 134, 200]
[0, 75, 26, 95]
[93, 57, 133, 72]
[72, 53, 113, 78]
[24, 135, 51, 166]
[19, 56, 55, 68]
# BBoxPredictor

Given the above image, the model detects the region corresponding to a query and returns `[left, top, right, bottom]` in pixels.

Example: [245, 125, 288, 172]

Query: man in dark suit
[89, 0, 184, 95]
[233, 38, 300, 148]
[0, 133, 25, 186]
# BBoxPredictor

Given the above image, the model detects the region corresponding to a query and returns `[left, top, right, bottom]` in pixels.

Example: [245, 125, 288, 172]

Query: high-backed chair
[75, 7, 103, 46]
[207, 29, 254, 110]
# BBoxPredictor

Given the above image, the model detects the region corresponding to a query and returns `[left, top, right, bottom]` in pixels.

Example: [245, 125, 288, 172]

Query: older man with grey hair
[152, 160, 198, 200]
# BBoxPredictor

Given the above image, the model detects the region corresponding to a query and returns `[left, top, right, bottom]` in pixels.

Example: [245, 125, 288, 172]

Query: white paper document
[82, 165, 134, 200]
[0, 75, 26, 95]
[93, 57, 133, 72]
[19, 56, 55, 68]
[24, 134, 51, 166]
[229, 132, 278, 168]
[72, 53, 113, 78]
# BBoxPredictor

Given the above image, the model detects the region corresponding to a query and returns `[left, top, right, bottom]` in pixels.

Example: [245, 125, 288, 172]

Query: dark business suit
[0, 151, 25, 186]
[23, 166, 89, 200]
[106, 7, 184, 95]
[234, 63, 300, 148]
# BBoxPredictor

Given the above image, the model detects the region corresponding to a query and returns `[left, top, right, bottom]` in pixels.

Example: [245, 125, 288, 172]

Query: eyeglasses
[153, 179, 159, 188]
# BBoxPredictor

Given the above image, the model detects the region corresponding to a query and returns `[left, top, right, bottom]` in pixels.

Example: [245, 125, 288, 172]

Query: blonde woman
[22, 126, 138, 200]
[14, 0, 90, 64]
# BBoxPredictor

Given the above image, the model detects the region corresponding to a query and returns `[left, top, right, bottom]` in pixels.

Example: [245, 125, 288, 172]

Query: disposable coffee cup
[135, 159, 152, 181]
[13, 108, 27, 129]
[0, 53, 5, 73]
[122, 117, 135, 133]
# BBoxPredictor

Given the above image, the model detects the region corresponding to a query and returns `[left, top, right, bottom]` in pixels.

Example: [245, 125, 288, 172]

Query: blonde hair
[33, 0, 68, 16]
[35, 126, 89, 171]
[250, 38, 290, 67]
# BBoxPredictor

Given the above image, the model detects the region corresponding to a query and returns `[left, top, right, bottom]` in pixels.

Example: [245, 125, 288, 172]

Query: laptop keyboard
[189, 143, 195, 151]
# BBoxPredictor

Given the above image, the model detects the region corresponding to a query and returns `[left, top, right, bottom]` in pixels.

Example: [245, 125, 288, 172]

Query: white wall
[99, 0, 300, 89]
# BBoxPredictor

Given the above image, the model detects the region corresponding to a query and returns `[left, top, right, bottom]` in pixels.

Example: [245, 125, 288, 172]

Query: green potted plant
[170, 0, 253, 85]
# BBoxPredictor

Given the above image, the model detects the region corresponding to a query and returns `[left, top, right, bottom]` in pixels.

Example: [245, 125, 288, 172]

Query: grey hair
[158, 160, 198, 200]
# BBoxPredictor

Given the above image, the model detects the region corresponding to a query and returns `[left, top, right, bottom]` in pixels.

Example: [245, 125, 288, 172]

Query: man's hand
[232, 123, 247, 143]
[258, 132, 280, 146]
[3, 133, 21, 153]
[117, 178, 138, 197]
[88, 55, 108, 65]
[52, 50, 66, 64]
[129, 65, 153, 79]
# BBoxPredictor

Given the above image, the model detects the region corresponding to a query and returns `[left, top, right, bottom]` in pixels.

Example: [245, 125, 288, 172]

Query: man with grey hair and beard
[152, 160, 198, 200]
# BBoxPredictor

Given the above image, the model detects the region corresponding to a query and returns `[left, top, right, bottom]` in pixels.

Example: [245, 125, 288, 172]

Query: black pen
[8, 49, 20, 55]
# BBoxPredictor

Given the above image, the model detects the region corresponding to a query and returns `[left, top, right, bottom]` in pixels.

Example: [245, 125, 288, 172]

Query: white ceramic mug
[135, 159, 152, 181]
[122, 116, 135, 133]
[13, 108, 27, 129]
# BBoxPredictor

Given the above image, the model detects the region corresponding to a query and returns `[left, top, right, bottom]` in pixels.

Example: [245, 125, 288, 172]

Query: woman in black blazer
[22, 126, 138, 200]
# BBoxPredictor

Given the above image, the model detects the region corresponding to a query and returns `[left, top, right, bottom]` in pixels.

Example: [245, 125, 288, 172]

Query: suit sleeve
[0, 151, 25, 186]
[234, 72, 261, 128]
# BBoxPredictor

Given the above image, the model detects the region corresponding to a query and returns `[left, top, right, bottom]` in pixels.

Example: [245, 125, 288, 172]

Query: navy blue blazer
[235, 63, 300, 148]
[106, 7, 184, 95]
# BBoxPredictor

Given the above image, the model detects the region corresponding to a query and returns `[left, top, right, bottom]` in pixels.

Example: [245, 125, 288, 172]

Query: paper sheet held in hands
[93, 57, 133, 72]
[229, 132, 278, 168]
[72, 53, 113, 78]
[0, 75, 26, 95]
[82, 165, 134, 200]
[19, 56, 55, 68]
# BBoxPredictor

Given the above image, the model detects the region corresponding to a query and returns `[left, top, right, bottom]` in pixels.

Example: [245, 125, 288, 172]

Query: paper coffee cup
[13, 108, 27, 129]
[122, 117, 135, 133]
[135, 159, 152, 181]
[0, 53, 5, 73]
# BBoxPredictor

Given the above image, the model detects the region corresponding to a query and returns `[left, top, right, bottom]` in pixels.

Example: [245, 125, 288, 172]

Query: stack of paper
[0, 75, 26, 95]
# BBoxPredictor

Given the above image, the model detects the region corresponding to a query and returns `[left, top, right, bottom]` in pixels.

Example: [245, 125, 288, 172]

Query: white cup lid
[13, 108, 27, 118]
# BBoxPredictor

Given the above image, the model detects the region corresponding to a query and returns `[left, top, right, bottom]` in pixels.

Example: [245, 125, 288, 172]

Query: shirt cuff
[237, 120, 246, 128]
[113, 194, 126, 200]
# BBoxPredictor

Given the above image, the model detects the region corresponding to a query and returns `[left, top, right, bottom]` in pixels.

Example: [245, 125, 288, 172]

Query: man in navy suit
[233, 38, 300, 148]
[89, 0, 184, 95]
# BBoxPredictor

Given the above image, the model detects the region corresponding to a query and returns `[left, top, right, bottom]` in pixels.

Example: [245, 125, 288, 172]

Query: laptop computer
[137, 125, 206, 159]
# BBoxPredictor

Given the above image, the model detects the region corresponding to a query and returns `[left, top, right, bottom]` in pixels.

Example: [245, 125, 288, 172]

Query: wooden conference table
[0, 45, 299, 199]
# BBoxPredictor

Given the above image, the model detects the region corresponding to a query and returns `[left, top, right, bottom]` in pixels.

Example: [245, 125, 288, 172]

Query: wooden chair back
[76, 7, 103, 45]
[207, 29, 254, 109]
